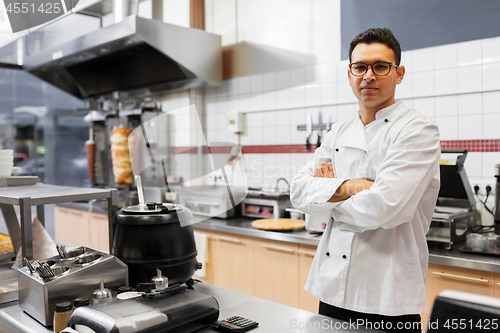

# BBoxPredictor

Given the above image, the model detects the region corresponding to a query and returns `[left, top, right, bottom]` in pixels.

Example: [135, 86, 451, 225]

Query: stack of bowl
[0, 150, 14, 177]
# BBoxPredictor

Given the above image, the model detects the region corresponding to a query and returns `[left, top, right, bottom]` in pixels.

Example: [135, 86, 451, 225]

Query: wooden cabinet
[88, 212, 110, 253]
[54, 206, 109, 253]
[298, 244, 319, 312]
[495, 273, 500, 298]
[192, 227, 320, 312]
[423, 263, 496, 325]
[212, 232, 255, 295]
[254, 239, 299, 307]
[55, 206, 90, 247]
[191, 228, 500, 319]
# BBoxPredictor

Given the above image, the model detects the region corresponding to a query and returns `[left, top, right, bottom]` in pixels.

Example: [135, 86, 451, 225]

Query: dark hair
[349, 28, 401, 65]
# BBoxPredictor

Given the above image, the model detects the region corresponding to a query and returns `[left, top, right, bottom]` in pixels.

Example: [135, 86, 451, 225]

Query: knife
[305, 114, 312, 151]
[316, 112, 322, 148]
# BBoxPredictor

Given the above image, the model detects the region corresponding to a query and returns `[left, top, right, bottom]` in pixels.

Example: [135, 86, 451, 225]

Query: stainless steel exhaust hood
[23, 15, 222, 99]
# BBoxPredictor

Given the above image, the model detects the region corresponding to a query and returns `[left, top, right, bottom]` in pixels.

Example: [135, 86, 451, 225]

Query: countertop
[193, 217, 500, 273]
[53, 202, 500, 273]
[0, 282, 379, 333]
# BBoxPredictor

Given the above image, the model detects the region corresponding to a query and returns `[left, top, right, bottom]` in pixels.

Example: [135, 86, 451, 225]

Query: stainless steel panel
[0, 269, 18, 305]
[23, 16, 222, 99]
[18, 247, 128, 326]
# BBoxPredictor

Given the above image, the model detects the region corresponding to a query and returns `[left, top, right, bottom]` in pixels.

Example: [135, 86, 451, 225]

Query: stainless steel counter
[0, 282, 379, 333]
[0, 184, 114, 261]
[193, 218, 500, 273]
[193, 217, 322, 246]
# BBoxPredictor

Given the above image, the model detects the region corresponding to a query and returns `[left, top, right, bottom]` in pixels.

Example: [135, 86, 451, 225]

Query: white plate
[11, 167, 22, 175]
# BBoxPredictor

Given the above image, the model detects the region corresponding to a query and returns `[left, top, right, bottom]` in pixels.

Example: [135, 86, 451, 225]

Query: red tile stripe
[169, 140, 500, 154]
[440, 139, 500, 152]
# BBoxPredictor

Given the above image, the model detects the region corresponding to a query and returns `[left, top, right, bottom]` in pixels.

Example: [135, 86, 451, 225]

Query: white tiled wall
[158, 36, 500, 193]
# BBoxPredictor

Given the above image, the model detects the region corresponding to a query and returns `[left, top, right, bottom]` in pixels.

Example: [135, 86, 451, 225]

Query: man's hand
[328, 179, 374, 203]
[314, 162, 334, 178]
[313, 161, 373, 202]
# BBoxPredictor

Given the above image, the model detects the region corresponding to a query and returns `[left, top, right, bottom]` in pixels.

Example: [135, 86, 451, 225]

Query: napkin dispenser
[66, 285, 219, 333]
[18, 247, 128, 326]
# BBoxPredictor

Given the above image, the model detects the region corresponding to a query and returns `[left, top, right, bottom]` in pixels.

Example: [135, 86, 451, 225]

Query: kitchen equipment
[66, 285, 219, 333]
[112, 202, 201, 287]
[305, 211, 329, 232]
[242, 190, 292, 219]
[494, 164, 500, 234]
[92, 279, 113, 304]
[23, 15, 222, 100]
[428, 290, 500, 332]
[305, 114, 312, 150]
[17, 246, 128, 326]
[426, 151, 478, 249]
[285, 208, 304, 220]
[0, 266, 18, 304]
[177, 185, 245, 218]
[152, 268, 168, 290]
[251, 218, 305, 231]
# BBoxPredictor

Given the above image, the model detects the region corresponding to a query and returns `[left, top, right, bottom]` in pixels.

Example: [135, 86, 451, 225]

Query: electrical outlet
[473, 184, 482, 196]
[473, 182, 496, 197]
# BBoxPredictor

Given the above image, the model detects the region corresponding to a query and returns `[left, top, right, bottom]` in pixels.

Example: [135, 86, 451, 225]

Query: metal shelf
[0, 183, 114, 261]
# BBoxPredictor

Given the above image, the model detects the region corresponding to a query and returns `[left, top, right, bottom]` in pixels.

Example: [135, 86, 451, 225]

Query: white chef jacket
[290, 100, 440, 316]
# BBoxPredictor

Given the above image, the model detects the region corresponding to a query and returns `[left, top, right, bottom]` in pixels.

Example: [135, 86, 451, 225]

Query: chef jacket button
[384, 119, 389, 123]
[342, 255, 347, 259]
[326, 252, 330, 256]
[335, 148, 339, 152]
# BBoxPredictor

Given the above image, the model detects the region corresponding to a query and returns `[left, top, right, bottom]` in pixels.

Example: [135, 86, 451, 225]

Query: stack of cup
[0, 150, 14, 177]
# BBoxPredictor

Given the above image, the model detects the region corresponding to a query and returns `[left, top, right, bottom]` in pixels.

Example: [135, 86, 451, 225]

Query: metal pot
[112, 203, 200, 287]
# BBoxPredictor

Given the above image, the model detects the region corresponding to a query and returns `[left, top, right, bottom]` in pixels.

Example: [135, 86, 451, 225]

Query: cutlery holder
[18, 246, 128, 326]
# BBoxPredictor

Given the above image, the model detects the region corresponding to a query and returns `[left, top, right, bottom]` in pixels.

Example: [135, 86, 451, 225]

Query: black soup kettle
[112, 203, 201, 287]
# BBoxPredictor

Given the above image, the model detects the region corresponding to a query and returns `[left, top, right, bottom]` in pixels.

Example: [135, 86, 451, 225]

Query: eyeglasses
[349, 61, 398, 76]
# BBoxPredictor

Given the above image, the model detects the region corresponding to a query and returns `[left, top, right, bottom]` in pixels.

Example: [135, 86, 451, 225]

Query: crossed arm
[313, 162, 374, 203]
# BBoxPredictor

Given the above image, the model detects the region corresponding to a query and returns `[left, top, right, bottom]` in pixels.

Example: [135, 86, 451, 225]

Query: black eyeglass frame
[348, 61, 399, 76]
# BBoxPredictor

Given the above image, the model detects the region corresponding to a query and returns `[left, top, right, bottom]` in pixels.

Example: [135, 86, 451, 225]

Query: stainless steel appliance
[242, 190, 292, 219]
[426, 151, 478, 249]
[18, 247, 128, 326]
[22, 15, 222, 100]
[177, 186, 246, 219]
[66, 285, 219, 333]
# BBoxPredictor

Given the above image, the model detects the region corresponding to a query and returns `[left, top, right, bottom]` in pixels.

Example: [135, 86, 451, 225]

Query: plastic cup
[0, 156, 13, 163]
[0, 149, 13, 157]
[469, 233, 486, 251]
[0, 162, 14, 177]
[487, 234, 499, 253]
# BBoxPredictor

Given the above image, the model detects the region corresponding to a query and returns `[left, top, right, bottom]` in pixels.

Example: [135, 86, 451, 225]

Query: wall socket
[473, 181, 496, 226]
[473, 182, 496, 196]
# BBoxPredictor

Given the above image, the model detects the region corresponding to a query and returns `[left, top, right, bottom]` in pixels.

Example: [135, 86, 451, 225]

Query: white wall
[206, 0, 341, 78]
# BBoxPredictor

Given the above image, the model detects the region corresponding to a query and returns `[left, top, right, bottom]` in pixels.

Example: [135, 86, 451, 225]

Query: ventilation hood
[23, 15, 222, 100]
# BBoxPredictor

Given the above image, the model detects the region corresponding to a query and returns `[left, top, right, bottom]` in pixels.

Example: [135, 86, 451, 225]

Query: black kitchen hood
[23, 15, 222, 99]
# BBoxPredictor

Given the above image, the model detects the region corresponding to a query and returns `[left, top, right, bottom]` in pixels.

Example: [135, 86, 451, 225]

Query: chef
[290, 28, 440, 333]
